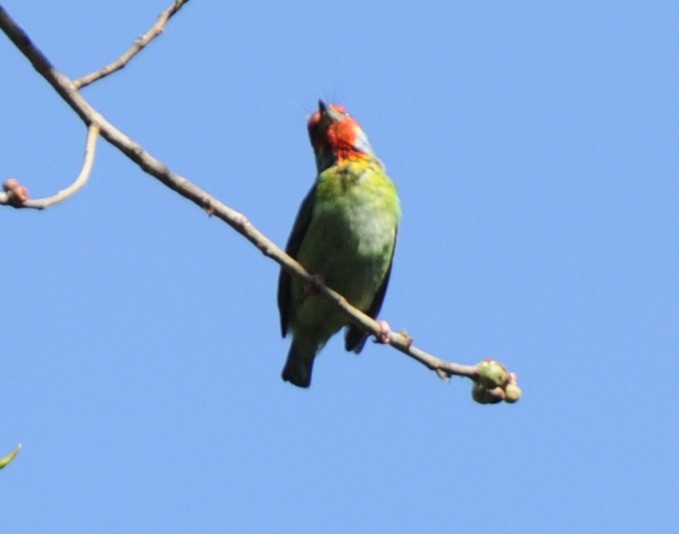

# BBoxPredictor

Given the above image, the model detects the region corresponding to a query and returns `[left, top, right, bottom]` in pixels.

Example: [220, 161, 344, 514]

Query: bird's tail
[282, 338, 319, 388]
[345, 325, 369, 354]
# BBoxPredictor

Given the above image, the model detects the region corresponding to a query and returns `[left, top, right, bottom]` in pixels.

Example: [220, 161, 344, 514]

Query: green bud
[472, 383, 504, 404]
[472, 382, 489, 404]
[477, 360, 509, 389]
[504, 383, 522, 403]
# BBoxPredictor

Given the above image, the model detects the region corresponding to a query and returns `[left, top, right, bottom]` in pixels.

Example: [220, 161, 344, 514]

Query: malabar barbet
[277, 101, 401, 387]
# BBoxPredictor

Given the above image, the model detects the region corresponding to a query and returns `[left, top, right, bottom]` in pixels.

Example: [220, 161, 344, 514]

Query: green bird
[277, 100, 401, 387]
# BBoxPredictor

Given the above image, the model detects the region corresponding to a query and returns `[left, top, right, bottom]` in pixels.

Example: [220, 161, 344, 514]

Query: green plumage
[278, 104, 401, 387]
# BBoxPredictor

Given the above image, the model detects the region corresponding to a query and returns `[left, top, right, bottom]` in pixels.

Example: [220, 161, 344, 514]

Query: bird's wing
[345, 227, 398, 353]
[277, 184, 317, 337]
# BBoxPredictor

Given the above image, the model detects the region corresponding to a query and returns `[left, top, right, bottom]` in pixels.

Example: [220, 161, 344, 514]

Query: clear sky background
[2, 1, 678, 532]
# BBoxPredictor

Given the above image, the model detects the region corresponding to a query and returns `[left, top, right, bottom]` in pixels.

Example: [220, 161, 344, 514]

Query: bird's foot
[374, 320, 392, 344]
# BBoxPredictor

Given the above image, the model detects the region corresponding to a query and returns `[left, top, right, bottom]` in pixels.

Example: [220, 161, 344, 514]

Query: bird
[277, 100, 401, 387]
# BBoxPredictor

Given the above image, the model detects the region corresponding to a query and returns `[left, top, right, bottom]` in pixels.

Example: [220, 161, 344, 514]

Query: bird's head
[307, 100, 380, 172]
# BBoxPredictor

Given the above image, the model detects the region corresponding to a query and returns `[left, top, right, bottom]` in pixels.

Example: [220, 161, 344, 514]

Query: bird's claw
[374, 320, 391, 344]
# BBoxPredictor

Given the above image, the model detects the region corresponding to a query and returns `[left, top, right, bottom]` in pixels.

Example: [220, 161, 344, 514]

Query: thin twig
[1, 125, 99, 209]
[0, 3, 519, 394]
[73, 0, 190, 90]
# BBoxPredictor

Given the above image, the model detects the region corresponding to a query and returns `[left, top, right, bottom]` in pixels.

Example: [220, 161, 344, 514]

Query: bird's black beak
[318, 99, 328, 114]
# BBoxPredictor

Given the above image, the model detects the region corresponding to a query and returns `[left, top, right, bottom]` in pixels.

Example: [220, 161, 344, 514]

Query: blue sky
[2, 1, 678, 532]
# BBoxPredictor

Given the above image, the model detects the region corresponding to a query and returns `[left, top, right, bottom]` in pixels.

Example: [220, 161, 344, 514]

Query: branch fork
[0, 1, 521, 404]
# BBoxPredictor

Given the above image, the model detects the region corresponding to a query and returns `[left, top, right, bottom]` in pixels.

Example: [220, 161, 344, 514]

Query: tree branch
[1, 124, 99, 209]
[0, 3, 521, 402]
[73, 0, 190, 89]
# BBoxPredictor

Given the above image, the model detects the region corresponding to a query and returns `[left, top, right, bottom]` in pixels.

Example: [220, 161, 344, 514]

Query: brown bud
[3, 178, 29, 207]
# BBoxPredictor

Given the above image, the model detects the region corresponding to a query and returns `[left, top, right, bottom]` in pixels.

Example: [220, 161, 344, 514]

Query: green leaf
[0, 444, 22, 470]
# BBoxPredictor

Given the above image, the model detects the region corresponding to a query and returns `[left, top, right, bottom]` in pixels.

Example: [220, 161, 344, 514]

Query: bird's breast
[294, 159, 400, 308]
